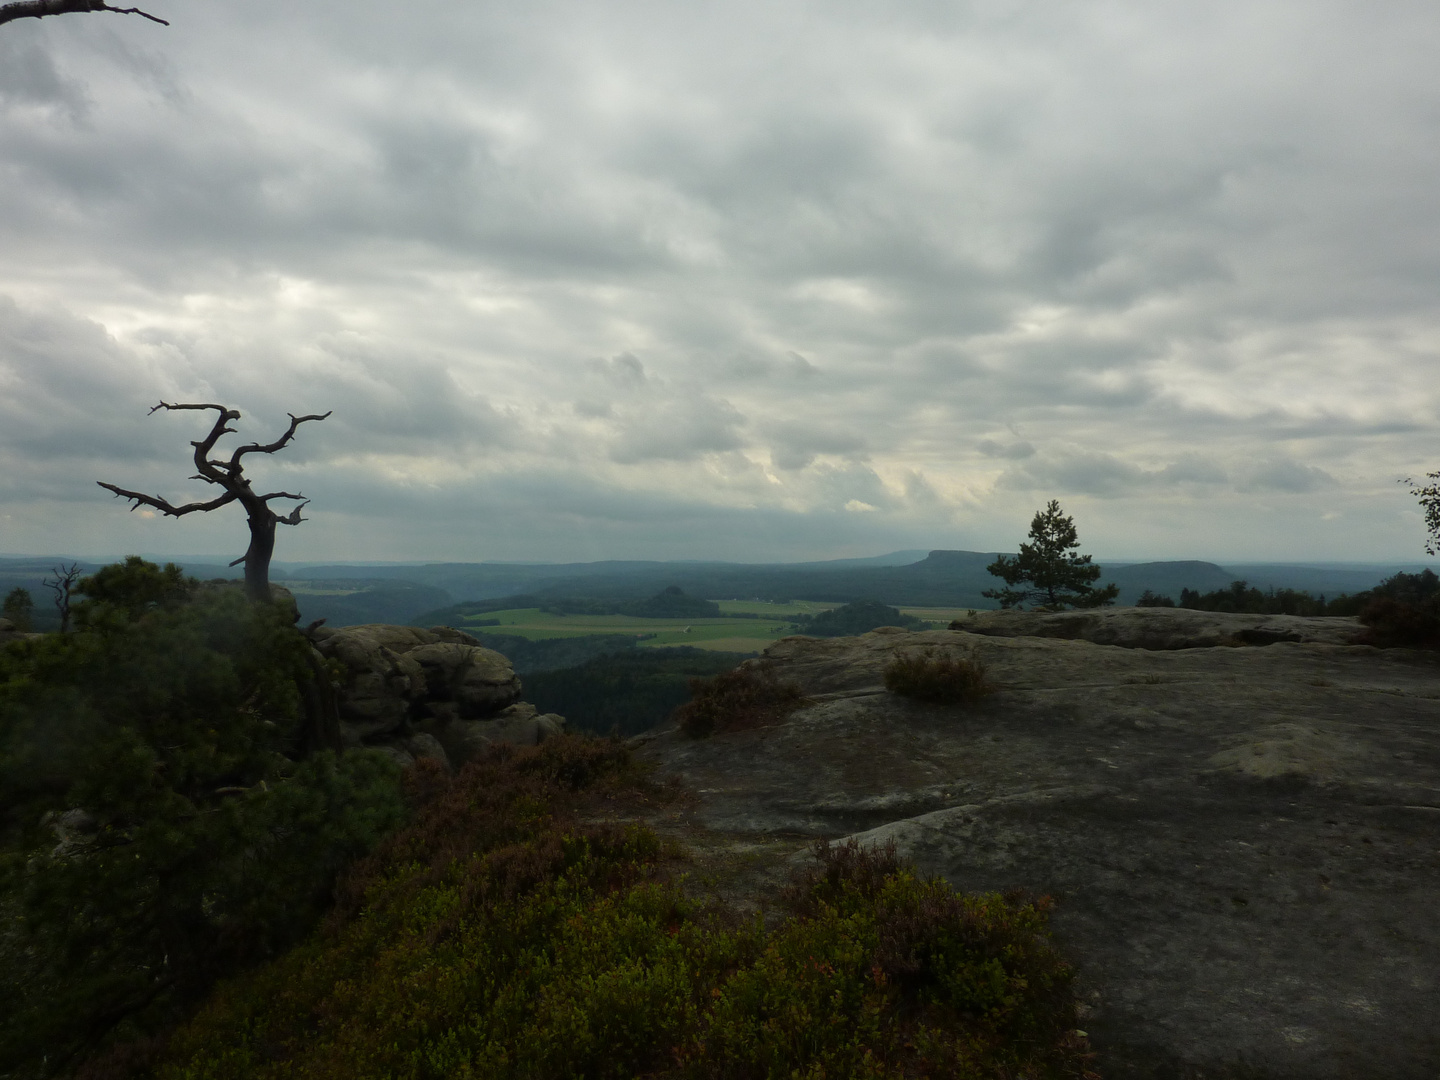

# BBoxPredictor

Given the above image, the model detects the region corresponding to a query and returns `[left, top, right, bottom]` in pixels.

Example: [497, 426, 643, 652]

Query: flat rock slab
[955, 605, 1365, 650]
[635, 628, 1440, 1079]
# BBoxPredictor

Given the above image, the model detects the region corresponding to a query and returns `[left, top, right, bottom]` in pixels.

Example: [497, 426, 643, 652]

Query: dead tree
[99, 402, 330, 605]
[43, 562, 82, 633]
[0, 1, 168, 27]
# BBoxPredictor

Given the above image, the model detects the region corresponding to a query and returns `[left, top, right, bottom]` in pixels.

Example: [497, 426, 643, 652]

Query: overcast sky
[2, 0, 1438, 565]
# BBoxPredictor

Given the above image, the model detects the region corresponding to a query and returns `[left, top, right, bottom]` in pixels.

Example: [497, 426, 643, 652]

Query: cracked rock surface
[635, 618, 1440, 1079]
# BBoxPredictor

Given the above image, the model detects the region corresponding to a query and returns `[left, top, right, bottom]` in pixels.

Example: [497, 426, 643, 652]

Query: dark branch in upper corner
[0, 0, 169, 27]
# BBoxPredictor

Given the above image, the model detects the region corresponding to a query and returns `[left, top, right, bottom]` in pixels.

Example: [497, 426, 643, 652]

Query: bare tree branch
[275, 501, 310, 526]
[257, 490, 305, 503]
[96, 481, 237, 517]
[227, 411, 332, 471]
[0, 0, 168, 27]
[149, 402, 231, 416]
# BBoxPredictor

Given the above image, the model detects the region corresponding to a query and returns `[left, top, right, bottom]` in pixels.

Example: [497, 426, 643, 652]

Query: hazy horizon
[2, 548, 1436, 574]
[3, 2, 1439, 565]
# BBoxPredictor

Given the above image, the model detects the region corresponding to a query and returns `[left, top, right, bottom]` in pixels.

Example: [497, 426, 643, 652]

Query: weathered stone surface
[0, 617, 40, 645]
[371, 745, 415, 770]
[312, 624, 437, 670]
[954, 605, 1364, 650]
[496, 701, 538, 723]
[425, 709, 567, 765]
[428, 625, 483, 646]
[636, 626, 1440, 1079]
[403, 733, 451, 770]
[407, 641, 522, 718]
[312, 623, 522, 739]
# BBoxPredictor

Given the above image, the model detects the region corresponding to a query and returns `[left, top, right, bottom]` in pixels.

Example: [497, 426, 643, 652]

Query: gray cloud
[1243, 460, 1339, 494]
[978, 439, 1036, 460]
[1, 1, 1438, 562]
[607, 392, 745, 464]
[763, 421, 868, 471]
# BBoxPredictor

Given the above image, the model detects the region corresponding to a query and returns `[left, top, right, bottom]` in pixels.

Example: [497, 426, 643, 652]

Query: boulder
[407, 641, 522, 718]
[312, 622, 539, 763]
[428, 625, 484, 646]
[312, 623, 522, 737]
[403, 733, 452, 770]
[0, 617, 39, 645]
[371, 745, 415, 770]
[424, 707, 568, 766]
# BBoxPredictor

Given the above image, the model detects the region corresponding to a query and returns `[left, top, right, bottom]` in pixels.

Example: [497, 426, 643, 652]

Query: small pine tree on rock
[983, 500, 1119, 611]
[2, 587, 34, 630]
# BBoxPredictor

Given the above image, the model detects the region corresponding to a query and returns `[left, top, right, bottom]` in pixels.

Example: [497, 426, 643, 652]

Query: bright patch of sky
[1, 0, 1438, 563]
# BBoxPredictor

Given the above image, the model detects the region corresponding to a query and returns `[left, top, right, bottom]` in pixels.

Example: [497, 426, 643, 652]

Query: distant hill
[289, 581, 451, 628]
[1099, 561, 1236, 605]
[4, 553, 1431, 628]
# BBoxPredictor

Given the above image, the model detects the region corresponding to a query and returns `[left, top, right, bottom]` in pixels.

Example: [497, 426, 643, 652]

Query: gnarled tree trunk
[99, 402, 330, 605]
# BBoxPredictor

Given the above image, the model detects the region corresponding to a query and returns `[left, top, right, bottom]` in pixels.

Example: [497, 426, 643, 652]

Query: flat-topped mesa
[309, 623, 564, 769]
[950, 604, 1364, 650]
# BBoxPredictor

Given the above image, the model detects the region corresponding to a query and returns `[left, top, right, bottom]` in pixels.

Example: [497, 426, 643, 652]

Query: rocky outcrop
[952, 605, 1363, 650]
[636, 620, 1440, 1079]
[0, 617, 40, 644]
[310, 623, 564, 765]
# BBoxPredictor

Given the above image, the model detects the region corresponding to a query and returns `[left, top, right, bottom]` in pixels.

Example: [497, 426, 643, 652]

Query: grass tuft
[884, 648, 996, 704]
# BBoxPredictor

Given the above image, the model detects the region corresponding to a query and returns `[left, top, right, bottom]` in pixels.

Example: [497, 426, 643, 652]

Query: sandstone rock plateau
[635, 609, 1440, 1079]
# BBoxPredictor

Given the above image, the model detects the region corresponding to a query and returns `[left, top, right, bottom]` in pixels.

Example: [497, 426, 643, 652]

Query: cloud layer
[2, 0, 1438, 563]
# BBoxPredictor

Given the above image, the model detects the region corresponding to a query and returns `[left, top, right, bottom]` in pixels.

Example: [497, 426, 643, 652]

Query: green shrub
[148, 742, 1096, 1080]
[884, 648, 995, 704]
[0, 560, 407, 1078]
[1357, 596, 1440, 648]
[673, 662, 808, 738]
[2, 587, 34, 631]
[791, 598, 925, 637]
[1177, 580, 1333, 616]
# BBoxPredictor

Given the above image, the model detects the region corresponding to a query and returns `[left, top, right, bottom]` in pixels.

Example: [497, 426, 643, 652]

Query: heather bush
[149, 741, 1096, 1080]
[673, 662, 808, 738]
[884, 648, 995, 705]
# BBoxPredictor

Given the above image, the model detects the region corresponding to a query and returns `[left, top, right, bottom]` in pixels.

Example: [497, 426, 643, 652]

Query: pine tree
[983, 500, 1119, 610]
[1, 588, 33, 631]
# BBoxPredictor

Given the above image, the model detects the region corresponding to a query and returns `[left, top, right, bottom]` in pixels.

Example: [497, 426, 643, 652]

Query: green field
[443, 599, 960, 652]
[445, 599, 836, 652]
